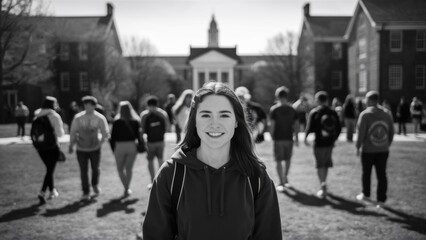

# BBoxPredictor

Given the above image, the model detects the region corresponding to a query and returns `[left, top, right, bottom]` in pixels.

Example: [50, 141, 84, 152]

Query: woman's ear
[235, 121, 238, 128]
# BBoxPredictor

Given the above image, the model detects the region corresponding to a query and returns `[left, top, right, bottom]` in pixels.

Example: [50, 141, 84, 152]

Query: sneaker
[276, 184, 285, 193]
[147, 183, 153, 190]
[48, 189, 59, 199]
[316, 189, 326, 199]
[38, 192, 46, 205]
[356, 193, 371, 202]
[284, 182, 291, 188]
[376, 201, 385, 208]
[124, 189, 132, 197]
[81, 194, 91, 201]
[93, 186, 101, 196]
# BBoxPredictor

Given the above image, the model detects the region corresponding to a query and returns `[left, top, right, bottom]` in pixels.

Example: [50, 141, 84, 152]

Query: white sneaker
[124, 189, 132, 197]
[316, 189, 326, 199]
[48, 189, 59, 199]
[376, 201, 385, 208]
[356, 193, 371, 202]
[276, 184, 285, 193]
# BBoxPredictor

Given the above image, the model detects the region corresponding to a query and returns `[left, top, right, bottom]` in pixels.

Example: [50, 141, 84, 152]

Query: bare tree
[125, 37, 173, 112]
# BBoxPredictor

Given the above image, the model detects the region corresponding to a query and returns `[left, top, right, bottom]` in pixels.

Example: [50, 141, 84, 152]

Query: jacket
[143, 148, 282, 240]
[34, 108, 65, 141]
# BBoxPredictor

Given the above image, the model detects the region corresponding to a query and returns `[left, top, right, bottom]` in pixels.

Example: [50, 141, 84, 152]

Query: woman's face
[196, 95, 237, 150]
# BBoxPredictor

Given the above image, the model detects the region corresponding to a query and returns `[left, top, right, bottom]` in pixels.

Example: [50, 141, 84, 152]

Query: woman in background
[172, 89, 194, 143]
[110, 101, 141, 197]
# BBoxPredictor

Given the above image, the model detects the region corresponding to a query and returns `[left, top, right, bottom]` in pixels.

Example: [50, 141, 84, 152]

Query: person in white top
[172, 89, 194, 143]
[69, 96, 109, 201]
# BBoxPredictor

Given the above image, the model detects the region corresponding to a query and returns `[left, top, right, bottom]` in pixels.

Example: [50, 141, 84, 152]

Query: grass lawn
[0, 132, 425, 239]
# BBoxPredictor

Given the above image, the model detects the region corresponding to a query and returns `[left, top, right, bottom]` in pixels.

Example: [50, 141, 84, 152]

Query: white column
[218, 68, 222, 82]
[229, 68, 234, 89]
[193, 68, 198, 90]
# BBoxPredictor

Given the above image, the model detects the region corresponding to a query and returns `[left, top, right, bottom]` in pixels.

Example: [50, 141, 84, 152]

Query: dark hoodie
[142, 148, 282, 240]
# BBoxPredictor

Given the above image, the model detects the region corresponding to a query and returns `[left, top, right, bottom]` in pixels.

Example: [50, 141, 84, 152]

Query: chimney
[107, 2, 113, 17]
[303, 3, 310, 17]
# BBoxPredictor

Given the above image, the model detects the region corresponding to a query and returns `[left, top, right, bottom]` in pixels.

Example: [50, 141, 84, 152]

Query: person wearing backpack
[32, 96, 65, 204]
[142, 82, 282, 240]
[355, 91, 394, 208]
[140, 96, 170, 190]
[304, 91, 342, 199]
[68, 96, 109, 201]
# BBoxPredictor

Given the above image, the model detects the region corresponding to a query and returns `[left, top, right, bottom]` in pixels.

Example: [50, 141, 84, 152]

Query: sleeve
[143, 162, 176, 240]
[387, 114, 395, 145]
[356, 113, 367, 150]
[69, 116, 78, 147]
[305, 110, 315, 135]
[99, 115, 110, 143]
[252, 170, 282, 240]
[140, 112, 147, 133]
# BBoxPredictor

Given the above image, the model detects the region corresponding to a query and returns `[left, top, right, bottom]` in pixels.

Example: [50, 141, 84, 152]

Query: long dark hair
[178, 82, 265, 177]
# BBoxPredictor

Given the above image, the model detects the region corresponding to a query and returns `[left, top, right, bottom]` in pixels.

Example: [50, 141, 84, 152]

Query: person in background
[396, 97, 410, 135]
[410, 97, 423, 136]
[15, 101, 29, 138]
[355, 91, 394, 208]
[143, 82, 282, 240]
[172, 89, 194, 143]
[67, 101, 80, 133]
[110, 101, 141, 197]
[293, 95, 310, 132]
[69, 96, 109, 201]
[269, 86, 299, 192]
[164, 93, 177, 140]
[342, 95, 357, 142]
[304, 91, 342, 199]
[141, 96, 170, 189]
[235, 86, 267, 143]
[33, 96, 65, 204]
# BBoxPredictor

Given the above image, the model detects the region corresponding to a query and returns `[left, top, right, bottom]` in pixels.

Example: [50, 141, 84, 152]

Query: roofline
[314, 37, 347, 42]
[375, 22, 426, 30]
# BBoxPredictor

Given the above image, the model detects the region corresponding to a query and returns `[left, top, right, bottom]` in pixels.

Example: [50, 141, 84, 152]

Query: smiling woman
[142, 82, 282, 240]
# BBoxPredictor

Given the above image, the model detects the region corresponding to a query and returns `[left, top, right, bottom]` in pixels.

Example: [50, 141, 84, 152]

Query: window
[332, 43, 342, 59]
[39, 43, 46, 54]
[390, 31, 402, 52]
[79, 72, 89, 91]
[415, 65, 426, 89]
[331, 71, 342, 89]
[78, 43, 88, 60]
[358, 64, 367, 93]
[198, 72, 205, 88]
[60, 43, 69, 61]
[60, 72, 70, 91]
[388, 65, 402, 90]
[358, 38, 367, 59]
[416, 30, 426, 51]
[209, 72, 217, 81]
[221, 72, 229, 83]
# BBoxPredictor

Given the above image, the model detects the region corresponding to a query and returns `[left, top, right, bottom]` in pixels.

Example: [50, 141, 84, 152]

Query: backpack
[317, 108, 340, 141]
[170, 162, 260, 215]
[31, 115, 57, 150]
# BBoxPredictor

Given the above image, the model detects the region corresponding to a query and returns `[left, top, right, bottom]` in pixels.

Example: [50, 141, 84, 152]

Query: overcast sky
[47, 0, 358, 55]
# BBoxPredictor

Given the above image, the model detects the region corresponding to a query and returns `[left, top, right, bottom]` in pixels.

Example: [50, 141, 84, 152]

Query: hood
[35, 108, 56, 117]
[171, 147, 240, 216]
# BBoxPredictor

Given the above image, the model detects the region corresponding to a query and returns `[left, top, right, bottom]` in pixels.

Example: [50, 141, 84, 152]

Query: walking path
[0, 132, 424, 146]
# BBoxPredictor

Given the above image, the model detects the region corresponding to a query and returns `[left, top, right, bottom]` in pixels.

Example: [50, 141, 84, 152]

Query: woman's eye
[200, 114, 210, 118]
[220, 114, 231, 118]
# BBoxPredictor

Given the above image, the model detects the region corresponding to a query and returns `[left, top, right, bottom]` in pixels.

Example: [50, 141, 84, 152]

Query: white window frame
[416, 30, 426, 52]
[78, 43, 88, 60]
[79, 72, 89, 91]
[358, 64, 367, 93]
[390, 31, 402, 52]
[358, 38, 367, 59]
[60, 72, 70, 91]
[60, 43, 69, 61]
[331, 71, 342, 89]
[388, 65, 403, 90]
[415, 65, 426, 89]
[332, 43, 342, 60]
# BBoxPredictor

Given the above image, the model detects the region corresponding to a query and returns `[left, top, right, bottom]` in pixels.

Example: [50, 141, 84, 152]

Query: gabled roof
[345, 0, 426, 37]
[305, 16, 351, 39]
[187, 47, 241, 63]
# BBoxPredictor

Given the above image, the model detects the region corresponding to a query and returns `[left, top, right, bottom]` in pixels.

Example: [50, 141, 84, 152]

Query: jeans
[37, 147, 59, 192]
[77, 149, 101, 195]
[398, 119, 407, 134]
[361, 151, 389, 202]
[16, 116, 27, 136]
[344, 118, 356, 141]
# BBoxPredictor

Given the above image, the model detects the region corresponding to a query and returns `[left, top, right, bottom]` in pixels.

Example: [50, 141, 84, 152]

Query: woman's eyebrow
[198, 110, 232, 114]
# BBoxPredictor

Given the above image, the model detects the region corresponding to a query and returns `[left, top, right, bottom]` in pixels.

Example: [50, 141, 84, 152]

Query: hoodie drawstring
[220, 167, 226, 217]
[204, 166, 212, 215]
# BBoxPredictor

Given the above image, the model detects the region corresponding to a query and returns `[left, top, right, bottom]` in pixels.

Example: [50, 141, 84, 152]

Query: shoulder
[140, 110, 149, 118]
[94, 111, 107, 121]
[157, 108, 168, 117]
[269, 104, 279, 113]
[74, 111, 85, 119]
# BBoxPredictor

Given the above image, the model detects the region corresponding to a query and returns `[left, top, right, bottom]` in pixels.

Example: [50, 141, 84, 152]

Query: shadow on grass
[0, 203, 43, 223]
[383, 206, 426, 235]
[96, 197, 138, 218]
[42, 199, 96, 217]
[282, 187, 384, 217]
